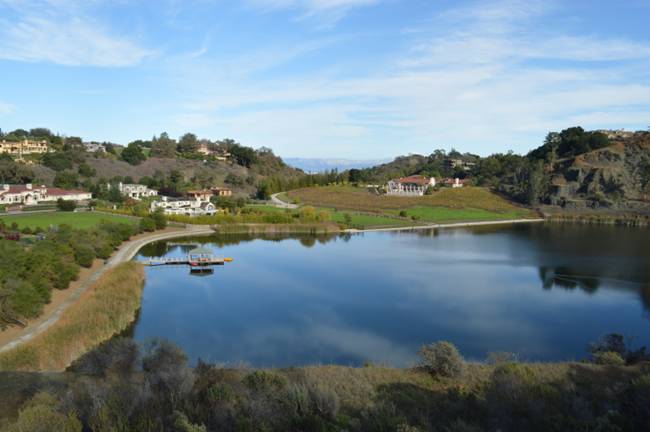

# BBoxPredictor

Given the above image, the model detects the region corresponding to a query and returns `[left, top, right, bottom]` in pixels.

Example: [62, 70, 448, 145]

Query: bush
[2, 392, 82, 432]
[56, 199, 77, 212]
[593, 351, 625, 366]
[74, 245, 96, 268]
[139, 216, 156, 232]
[418, 341, 464, 378]
[487, 352, 519, 366]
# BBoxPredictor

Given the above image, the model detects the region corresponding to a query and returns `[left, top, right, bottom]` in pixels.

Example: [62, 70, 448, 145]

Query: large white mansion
[386, 175, 436, 196]
[0, 184, 92, 206]
[150, 195, 217, 217]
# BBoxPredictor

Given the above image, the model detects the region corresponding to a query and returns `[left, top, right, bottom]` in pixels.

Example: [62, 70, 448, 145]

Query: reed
[0, 262, 145, 372]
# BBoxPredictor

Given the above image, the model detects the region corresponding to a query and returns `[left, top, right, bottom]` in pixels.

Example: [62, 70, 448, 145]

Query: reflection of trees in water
[538, 266, 650, 315]
[538, 266, 600, 293]
[137, 234, 340, 257]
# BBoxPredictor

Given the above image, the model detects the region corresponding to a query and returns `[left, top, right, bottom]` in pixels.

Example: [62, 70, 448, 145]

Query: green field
[286, 186, 536, 227]
[0, 212, 137, 230]
[247, 204, 410, 228]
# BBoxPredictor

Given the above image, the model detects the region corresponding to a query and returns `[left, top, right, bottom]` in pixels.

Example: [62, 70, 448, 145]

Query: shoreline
[0, 218, 544, 355]
[0, 225, 216, 354]
[344, 218, 546, 233]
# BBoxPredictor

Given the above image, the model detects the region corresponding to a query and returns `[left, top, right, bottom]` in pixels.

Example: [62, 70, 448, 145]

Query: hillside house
[187, 190, 214, 201]
[150, 196, 217, 217]
[0, 139, 50, 156]
[109, 182, 158, 200]
[197, 142, 231, 161]
[386, 175, 436, 196]
[0, 184, 92, 205]
[211, 187, 232, 197]
[442, 178, 468, 188]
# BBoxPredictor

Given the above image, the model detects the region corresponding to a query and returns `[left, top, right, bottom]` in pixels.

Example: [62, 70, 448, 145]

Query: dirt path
[270, 192, 298, 209]
[0, 225, 215, 353]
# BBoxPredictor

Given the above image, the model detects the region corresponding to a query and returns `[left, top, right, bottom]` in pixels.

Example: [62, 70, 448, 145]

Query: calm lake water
[132, 224, 650, 367]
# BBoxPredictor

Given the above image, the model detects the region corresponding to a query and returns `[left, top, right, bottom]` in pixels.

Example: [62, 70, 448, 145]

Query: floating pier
[142, 247, 233, 268]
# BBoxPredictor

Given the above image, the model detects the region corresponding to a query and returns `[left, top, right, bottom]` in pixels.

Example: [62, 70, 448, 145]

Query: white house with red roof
[386, 175, 436, 196]
[0, 184, 92, 206]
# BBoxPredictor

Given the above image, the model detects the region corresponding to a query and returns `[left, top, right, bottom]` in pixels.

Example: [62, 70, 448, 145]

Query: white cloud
[171, 0, 650, 157]
[0, 16, 154, 67]
[0, 1, 154, 67]
[246, 0, 382, 23]
[0, 101, 13, 115]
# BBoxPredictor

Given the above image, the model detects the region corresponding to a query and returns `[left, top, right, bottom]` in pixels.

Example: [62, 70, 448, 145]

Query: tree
[53, 171, 79, 189]
[78, 162, 96, 177]
[43, 152, 74, 171]
[29, 127, 52, 138]
[151, 132, 176, 158]
[178, 133, 199, 154]
[121, 143, 146, 165]
[348, 169, 362, 183]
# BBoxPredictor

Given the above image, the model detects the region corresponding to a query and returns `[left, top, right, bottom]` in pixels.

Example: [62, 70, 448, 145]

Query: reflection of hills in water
[136, 225, 650, 313]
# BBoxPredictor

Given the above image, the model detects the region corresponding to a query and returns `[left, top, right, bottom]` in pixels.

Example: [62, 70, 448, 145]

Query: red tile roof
[395, 175, 433, 186]
[46, 187, 90, 196]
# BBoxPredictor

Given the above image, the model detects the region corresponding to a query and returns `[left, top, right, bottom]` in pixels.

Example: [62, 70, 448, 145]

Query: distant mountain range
[284, 158, 391, 173]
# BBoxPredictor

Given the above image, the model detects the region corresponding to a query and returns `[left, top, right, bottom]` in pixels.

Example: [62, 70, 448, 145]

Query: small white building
[442, 178, 467, 188]
[0, 184, 92, 206]
[109, 182, 158, 200]
[150, 196, 217, 217]
[386, 175, 436, 196]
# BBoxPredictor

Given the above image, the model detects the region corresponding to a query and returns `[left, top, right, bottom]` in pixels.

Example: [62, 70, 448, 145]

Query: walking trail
[0, 225, 215, 353]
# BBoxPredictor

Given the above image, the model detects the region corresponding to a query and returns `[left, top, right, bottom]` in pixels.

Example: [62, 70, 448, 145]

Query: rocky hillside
[546, 131, 650, 212]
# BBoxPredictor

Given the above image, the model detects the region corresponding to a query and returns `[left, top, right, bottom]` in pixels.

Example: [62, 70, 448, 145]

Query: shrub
[139, 216, 156, 232]
[2, 392, 82, 432]
[418, 341, 464, 378]
[74, 245, 96, 268]
[487, 351, 519, 366]
[56, 199, 77, 212]
[244, 370, 287, 392]
[592, 351, 625, 366]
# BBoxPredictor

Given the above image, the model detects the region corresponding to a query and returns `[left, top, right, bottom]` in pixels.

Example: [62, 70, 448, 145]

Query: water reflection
[132, 224, 650, 366]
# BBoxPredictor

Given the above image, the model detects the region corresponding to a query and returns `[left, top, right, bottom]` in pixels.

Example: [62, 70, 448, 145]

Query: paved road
[0, 226, 215, 353]
[270, 193, 298, 209]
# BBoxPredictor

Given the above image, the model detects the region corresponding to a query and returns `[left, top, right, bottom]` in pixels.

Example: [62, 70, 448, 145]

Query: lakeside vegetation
[0, 336, 648, 431]
[0, 211, 164, 330]
[0, 262, 145, 372]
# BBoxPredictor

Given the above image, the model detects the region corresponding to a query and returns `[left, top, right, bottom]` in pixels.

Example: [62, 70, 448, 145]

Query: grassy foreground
[0, 211, 137, 230]
[288, 186, 535, 225]
[0, 262, 145, 372]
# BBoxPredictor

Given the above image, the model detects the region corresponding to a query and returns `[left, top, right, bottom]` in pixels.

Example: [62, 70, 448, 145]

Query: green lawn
[0, 212, 137, 230]
[392, 206, 531, 223]
[328, 211, 411, 227]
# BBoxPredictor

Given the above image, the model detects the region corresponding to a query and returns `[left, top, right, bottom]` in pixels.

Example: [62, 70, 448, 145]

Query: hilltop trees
[178, 133, 199, 154]
[151, 132, 177, 158]
[121, 142, 146, 165]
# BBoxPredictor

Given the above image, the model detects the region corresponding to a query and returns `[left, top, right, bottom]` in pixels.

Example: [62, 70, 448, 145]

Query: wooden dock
[142, 246, 233, 268]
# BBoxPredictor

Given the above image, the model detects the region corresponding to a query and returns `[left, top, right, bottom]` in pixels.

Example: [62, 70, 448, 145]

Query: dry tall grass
[0, 262, 145, 372]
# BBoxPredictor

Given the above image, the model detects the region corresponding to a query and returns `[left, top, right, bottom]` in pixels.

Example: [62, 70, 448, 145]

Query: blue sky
[0, 0, 649, 158]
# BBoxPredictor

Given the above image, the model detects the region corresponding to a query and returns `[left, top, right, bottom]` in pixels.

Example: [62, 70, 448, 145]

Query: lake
[132, 224, 650, 367]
